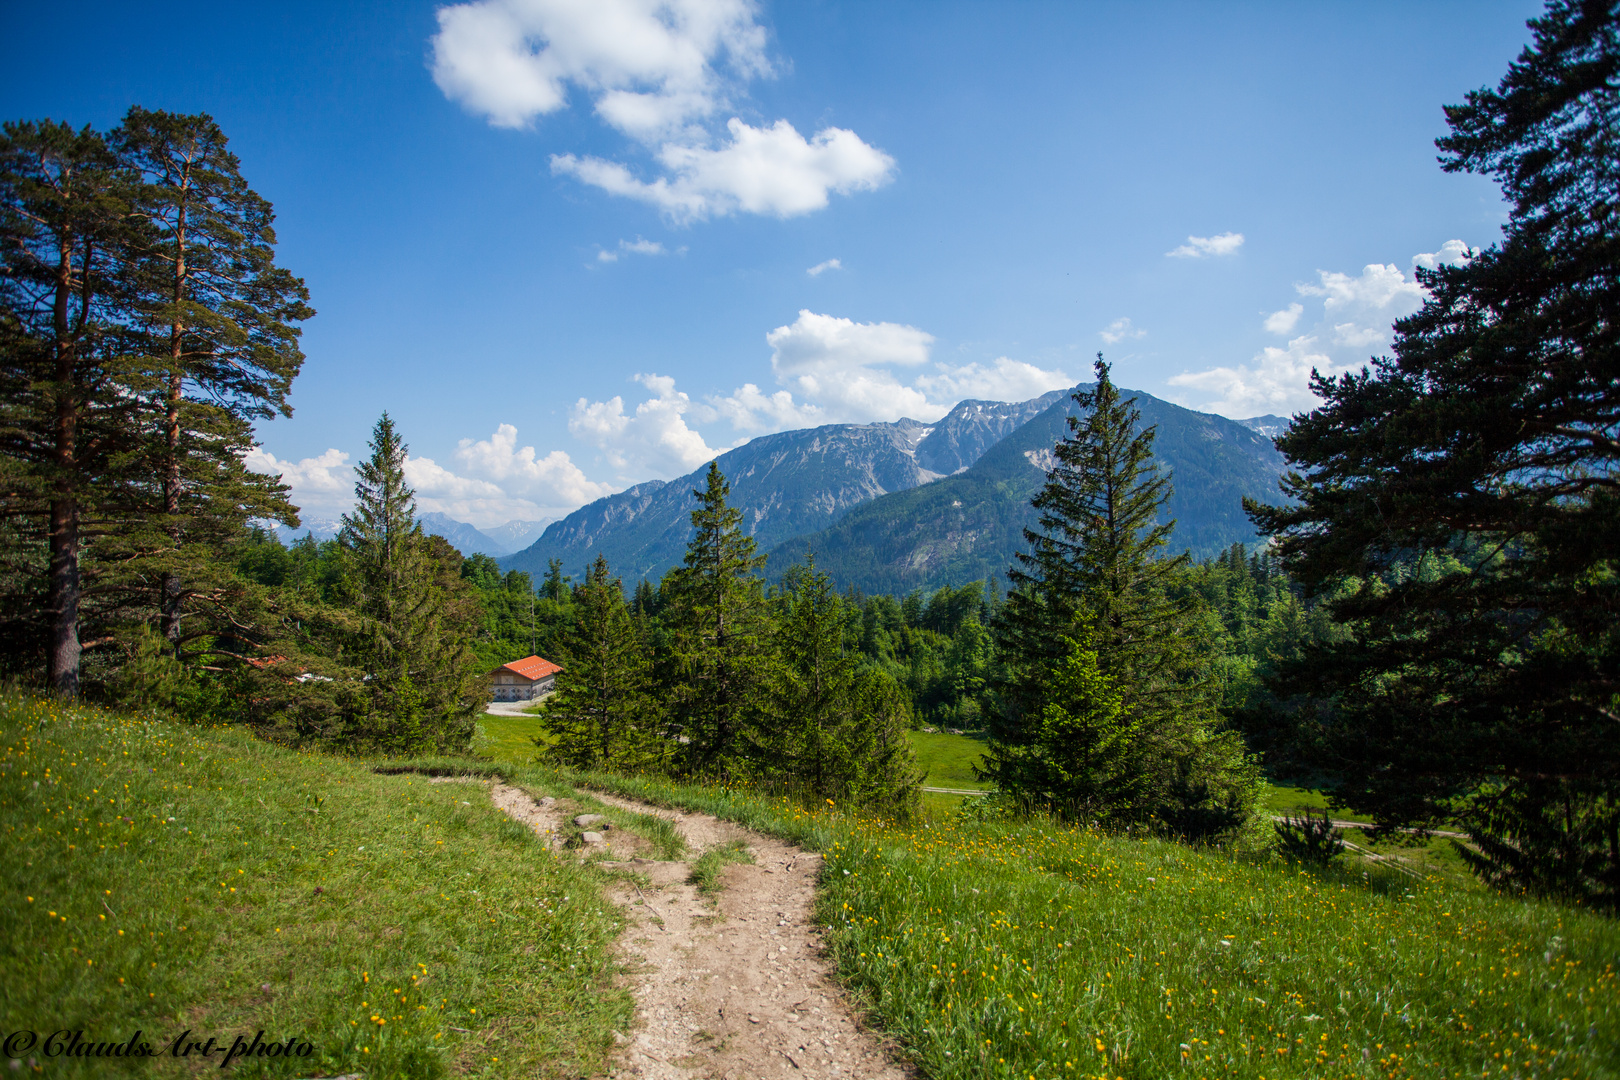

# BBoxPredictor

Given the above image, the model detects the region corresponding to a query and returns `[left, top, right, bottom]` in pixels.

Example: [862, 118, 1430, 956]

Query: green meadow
[7, 699, 1617, 1079]
[479, 713, 1620, 1080]
[0, 695, 629, 1078]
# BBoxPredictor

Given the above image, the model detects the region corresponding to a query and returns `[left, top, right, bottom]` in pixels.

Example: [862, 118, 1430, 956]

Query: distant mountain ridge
[418, 513, 505, 558]
[768, 386, 1288, 595]
[481, 518, 552, 554]
[1236, 414, 1290, 439]
[500, 395, 1061, 583]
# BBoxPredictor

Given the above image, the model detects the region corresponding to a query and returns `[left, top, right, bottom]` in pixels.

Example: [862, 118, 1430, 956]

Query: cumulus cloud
[1099, 317, 1145, 344]
[1413, 238, 1473, 271]
[552, 118, 894, 222]
[569, 373, 719, 479]
[430, 0, 769, 137]
[1169, 334, 1335, 418]
[761, 309, 939, 422]
[806, 258, 842, 276]
[1166, 231, 1245, 259]
[433, 0, 893, 222]
[597, 236, 671, 262]
[1263, 302, 1303, 335]
[244, 447, 354, 517]
[702, 382, 824, 433]
[912, 357, 1072, 405]
[451, 424, 618, 508]
[1169, 240, 1474, 417]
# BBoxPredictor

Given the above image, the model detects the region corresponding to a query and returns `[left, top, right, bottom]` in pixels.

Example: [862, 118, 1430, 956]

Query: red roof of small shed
[492, 655, 561, 682]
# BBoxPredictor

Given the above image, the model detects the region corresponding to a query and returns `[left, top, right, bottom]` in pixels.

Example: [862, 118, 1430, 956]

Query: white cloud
[560, 310, 1072, 470]
[806, 258, 842, 276]
[1297, 262, 1425, 318]
[913, 357, 1072, 404]
[451, 423, 618, 509]
[702, 382, 824, 433]
[1413, 239, 1472, 270]
[1169, 240, 1474, 418]
[597, 235, 670, 261]
[244, 447, 353, 516]
[1263, 302, 1303, 335]
[430, 0, 769, 138]
[1168, 334, 1335, 417]
[1166, 231, 1245, 259]
[552, 118, 894, 222]
[433, 1, 893, 223]
[569, 373, 719, 479]
[1098, 317, 1145, 344]
[763, 309, 939, 422]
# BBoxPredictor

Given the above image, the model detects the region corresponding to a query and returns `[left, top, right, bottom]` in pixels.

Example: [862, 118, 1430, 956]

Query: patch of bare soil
[491, 786, 910, 1079]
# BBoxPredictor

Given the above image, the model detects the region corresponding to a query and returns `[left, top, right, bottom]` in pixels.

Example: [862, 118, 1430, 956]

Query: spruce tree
[540, 555, 660, 771]
[660, 462, 770, 777]
[1248, 0, 1620, 904]
[762, 558, 922, 815]
[339, 414, 481, 752]
[986, 356, 1259, 835]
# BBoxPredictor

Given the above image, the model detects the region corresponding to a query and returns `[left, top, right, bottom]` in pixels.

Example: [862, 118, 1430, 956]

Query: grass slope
[0, 694, 629, 1078]
[534, 765, 1620, 1080]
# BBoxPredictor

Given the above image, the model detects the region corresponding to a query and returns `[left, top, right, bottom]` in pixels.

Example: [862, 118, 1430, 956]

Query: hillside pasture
[0, 695, 628, 1078]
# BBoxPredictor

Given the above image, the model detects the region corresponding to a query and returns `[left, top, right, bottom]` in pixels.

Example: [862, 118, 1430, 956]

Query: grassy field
[529, 762, 1620, 1080]
[13, 700, 1615, 1078]
[0, 694, 630, 1078]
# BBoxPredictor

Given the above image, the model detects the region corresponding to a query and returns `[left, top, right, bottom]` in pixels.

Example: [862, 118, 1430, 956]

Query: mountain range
[498, 385, 1289, 593]
[274, 514, 551, 558]
[767, 389, 1287, 595]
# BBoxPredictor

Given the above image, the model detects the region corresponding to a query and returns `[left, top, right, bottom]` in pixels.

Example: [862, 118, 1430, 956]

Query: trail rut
[487, 782, 909, 1080]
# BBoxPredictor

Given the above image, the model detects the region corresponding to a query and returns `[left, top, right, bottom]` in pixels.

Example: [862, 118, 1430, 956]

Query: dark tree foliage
[659, 462, 771, 777]
[759, 558, 921, 816]
[540, 555, 660, 772]
[1248, 0, 1620, 904]
[0, 109, 312, 698]
[113, 108, 312, 651]
[987, 357, 1260, 836]
[339, 415, 482, 752]
[0, 121, 141, 695]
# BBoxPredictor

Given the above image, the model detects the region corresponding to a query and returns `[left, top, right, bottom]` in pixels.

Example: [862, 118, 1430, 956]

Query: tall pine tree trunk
[47, 232, 80, 697]
[160, 178, 188, 651]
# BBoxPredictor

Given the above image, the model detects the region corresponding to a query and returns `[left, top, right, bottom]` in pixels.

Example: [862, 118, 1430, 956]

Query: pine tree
[986, 356, 1259, 835]
[339, 414, 481, 752]
[1247, 0, 1620, 904]
[0, 120, 140, 695]
[112, 108, 312, 651]
[660, 462, 770, 777]
[540, 555, 660, 771]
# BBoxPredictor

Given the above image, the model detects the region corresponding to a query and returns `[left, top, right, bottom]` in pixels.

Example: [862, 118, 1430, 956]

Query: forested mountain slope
[767, 386, 1288, 594]
[500, 394, 1061, 582]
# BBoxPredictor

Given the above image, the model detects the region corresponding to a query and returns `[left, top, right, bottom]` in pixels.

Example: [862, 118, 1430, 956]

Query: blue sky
[2, 1, 1540, 528]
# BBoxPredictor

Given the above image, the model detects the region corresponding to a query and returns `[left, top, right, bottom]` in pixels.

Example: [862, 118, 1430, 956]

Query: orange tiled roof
[493, 655, 561, 681]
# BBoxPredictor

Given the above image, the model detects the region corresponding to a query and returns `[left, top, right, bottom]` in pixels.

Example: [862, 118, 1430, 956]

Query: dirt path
[485, 782, 909, 1080]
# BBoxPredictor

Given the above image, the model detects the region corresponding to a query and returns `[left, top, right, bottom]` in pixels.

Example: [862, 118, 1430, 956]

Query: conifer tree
[986, 356, 1259, 835]
[763, 559, 921, 815]
[113, 108, 312, 650]
[1248, 0, 1620, 903]
[540, 555, 660, 771]
[660, 462, 770, 777]
[340, 414, 481, 752]
[0, 120, 140, 695]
